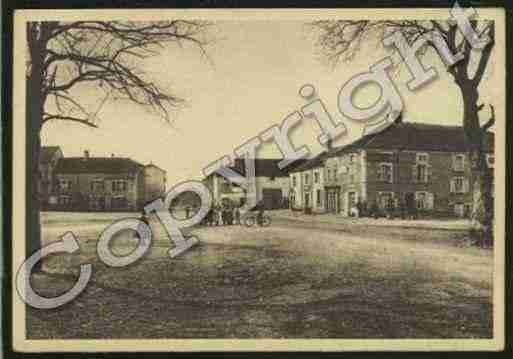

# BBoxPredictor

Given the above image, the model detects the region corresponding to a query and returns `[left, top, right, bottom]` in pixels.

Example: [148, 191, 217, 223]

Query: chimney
[84, 150, 90, 159]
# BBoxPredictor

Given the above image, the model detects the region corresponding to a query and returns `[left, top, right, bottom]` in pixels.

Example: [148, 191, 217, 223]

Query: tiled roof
[292, 121, 495, 172]
[55, 157, 143, 174]
[328, 122, 494, 156]
[225, 158, 307, 178]
[289, 151, 331, 172]
[40, 146, 61, 164]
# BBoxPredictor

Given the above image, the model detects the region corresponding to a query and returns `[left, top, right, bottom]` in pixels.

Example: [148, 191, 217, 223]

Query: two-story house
[289, 153, 328, 213]
[39, 146, 63, 208]
[51, 151, 166, 211]
[291, 119, 494, 217]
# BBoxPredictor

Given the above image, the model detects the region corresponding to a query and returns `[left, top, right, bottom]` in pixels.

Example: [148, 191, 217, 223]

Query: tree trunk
[461, 84, 494, 246]
[26, 24, 46, 271]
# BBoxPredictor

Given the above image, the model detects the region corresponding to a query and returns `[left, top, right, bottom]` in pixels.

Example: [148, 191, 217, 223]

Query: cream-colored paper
[13, 8, 505, 352]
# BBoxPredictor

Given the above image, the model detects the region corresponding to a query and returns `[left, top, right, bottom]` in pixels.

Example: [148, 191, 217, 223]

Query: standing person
[214, 203, 221, 226]
[257, 201, 265, 226]
[234, 206, 241, 225]
[137, 211, 151, 246]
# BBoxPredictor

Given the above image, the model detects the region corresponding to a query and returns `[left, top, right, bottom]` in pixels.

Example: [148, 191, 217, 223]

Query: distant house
[39, 146, 64, 208]
[289, 152, 330, 213]
[50, 150, 166, 211]
[290, 119, 494, 217]
[204, 158, 306, 210]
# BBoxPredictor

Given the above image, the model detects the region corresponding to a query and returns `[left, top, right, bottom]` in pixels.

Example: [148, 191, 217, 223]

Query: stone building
[289, 120, 494, 217]
[49, 150, 166, 211]
[288, 153, 329, 213]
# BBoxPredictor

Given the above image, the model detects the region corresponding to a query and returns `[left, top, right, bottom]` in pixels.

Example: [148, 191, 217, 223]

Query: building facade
[204, 158, 305, 210]
[289, 120, 494, 217]
[47, 151, 166, 211]
[289, 155, 327, 213]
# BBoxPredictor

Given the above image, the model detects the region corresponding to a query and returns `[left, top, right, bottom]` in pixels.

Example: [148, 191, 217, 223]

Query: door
[262, 188, 283, 210]
[405, 192, 415, 213]
[304, 193, 310, 208]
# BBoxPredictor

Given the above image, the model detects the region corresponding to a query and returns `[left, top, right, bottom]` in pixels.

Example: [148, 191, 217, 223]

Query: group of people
[200, 203, 241, 226]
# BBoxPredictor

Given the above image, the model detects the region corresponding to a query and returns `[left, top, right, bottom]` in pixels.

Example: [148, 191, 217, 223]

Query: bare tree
[26, 21, 211, 269]
[310, 20, 495, 244]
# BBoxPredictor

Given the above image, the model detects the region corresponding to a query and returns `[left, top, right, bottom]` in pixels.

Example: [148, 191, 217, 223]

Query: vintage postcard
[11, 7, 505, 352]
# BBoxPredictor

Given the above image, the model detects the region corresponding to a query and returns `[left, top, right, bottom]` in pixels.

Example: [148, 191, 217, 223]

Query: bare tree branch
[29, 20, 213, 126]
[42, 113, 99, 128]
[481, 104, 495, 132]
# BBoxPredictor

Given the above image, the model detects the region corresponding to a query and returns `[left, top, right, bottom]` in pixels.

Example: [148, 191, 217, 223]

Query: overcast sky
[41, 20, 501, 188]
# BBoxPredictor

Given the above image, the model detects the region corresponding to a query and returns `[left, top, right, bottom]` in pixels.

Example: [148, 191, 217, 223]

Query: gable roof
[145, 163, 166, 173]
[328, 121, 494, 157]
[289, 151, 331, 173]
[54, 157, 143, 175]
[291, 121, 495, 173]
[40, 146, 61, 164]
[219, 158, 307, 178]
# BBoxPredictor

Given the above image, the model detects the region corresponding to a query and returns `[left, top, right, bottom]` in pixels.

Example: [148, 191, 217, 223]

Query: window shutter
[377, 165, 383, 181]
[412, 165, 418, 183]
[427, 165, 432, 182]
[461, 155, 466, 171]
[451, 154, 455, 171]
[427, 193, 434, 210]
[464, 178, 470, 193]
[450, 179, 455, 193]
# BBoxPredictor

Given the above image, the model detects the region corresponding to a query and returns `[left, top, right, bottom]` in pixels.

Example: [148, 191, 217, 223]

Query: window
[378, 163, 393, 183]
[416, 153, 429, 164]
[292, 175, 297, 187]
[222, 182, 231, 192]
[58, 179, 72, 191]
[348, 192, 357, 209]
[416, 192, 426, 209]
[304, 173, 310, 185]
[349, 154, 357, 163]
[413, 153, 431, 183]
[314, 171, 319, 184]
[486, 154, 495, 168]
[90, 179, 105, 192]
[112, 180, 127, 192]
[415, 192, 434, 210]
[451, 177, 468, 194]
[333, 165, 338, 180]
[316, 189, 322, 207]
[327, 169, 332, 181]
[464, 203, 472, 217]
[413, 164, 432, 183]
[58, 195, 71, 205]
[453, 154, 465, 171]
[378, 192, 394, 209]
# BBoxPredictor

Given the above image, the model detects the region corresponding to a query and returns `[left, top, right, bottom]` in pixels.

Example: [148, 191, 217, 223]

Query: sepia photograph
[10, 7, 505, 352]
